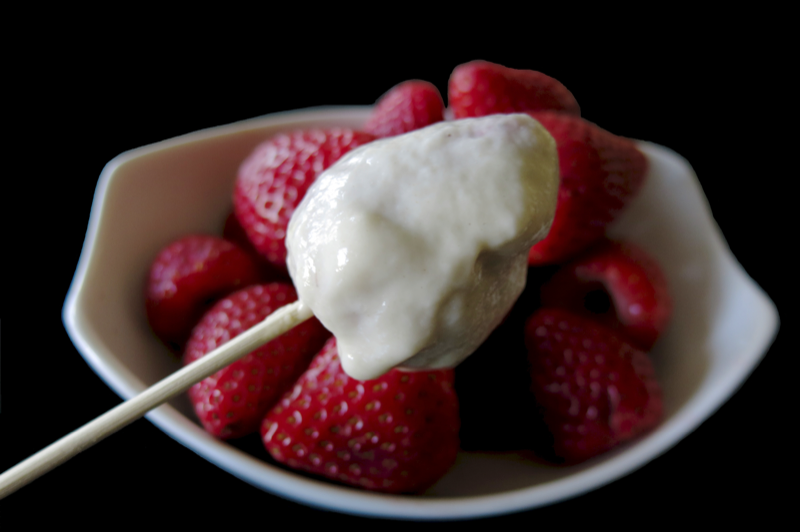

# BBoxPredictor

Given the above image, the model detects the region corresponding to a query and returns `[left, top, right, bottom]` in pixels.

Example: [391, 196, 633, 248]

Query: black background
[2, 19, 789, 527]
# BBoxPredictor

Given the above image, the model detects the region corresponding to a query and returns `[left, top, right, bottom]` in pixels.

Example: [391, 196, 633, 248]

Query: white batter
[286, 114, 559, 380]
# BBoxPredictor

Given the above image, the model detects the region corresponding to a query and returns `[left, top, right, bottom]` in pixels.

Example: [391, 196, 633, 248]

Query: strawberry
[145, 234, 261, 352]
[527, 111, 648, 265]
[525, 308, 662, 464]
[448, 60, 580, 119]
[261, 337, 460, 493]
[233, 129, 376, 270]
[364, 80, 445, 138]
[222, 210, 261, 259]
[455, 266, 561, 454]
[541, 239, 672, 350]
[184, 283, 331, 439]
[222, 211, 289, 282]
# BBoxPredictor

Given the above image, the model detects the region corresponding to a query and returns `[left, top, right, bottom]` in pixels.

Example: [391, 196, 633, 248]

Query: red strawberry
[364, 80, 445, 138]
[222, 210, 261, 258]
[184, 283, 330, 439]
[261, 337, 459, 493]
[527, 111, 648, 265]
[145, 235, 262, 352]
[233, 129, 376, 270]
[448, 60, 580, 119]
[541, 239, 672, 350]
[222, 211, 289, 282]
[525, 308, 662, 464]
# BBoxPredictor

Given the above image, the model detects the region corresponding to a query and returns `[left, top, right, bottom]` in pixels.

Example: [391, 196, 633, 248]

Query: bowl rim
[62, 106, 780, 520]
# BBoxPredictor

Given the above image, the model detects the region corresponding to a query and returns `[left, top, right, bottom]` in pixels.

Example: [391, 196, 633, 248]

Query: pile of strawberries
[144, 60, 671, 494]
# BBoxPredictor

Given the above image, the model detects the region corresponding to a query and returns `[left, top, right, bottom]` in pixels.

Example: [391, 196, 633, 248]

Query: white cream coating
[286, 114, 559, 380]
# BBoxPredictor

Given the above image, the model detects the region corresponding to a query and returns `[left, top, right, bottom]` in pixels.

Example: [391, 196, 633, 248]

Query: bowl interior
[63, 107, 778, 519]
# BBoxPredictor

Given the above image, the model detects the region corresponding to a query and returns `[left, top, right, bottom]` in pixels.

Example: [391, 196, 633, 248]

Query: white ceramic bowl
[62, 107, 778, 520]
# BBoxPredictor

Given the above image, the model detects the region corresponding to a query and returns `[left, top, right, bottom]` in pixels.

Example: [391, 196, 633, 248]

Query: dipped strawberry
[448, 60, 580, 119]
[184, 283, 330, 439]
[364, 80, 445, 138]
[262, 337, 459, 493]
[525, 308, 662, 464]
[527, 111, 648, 265]
[541, 239, 672, 350]
[233, 129, 376, 270]
[145, 235, 261, 351]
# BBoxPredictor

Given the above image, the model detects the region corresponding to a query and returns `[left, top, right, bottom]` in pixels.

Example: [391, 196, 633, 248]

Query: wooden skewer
[0, 300, 314, 500]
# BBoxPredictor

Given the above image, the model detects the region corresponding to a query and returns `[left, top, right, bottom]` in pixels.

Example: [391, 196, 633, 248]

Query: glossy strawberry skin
[364, 80, 445, 138]
[145, 235, 262, 352]
[448, 60, 580, 119]
[525, 308, 662, 464]
[541, 240, 672, 350]
[261, 337, 460, 493]
[184, 283, 330, 439]
[527, 112, 648, 265]
[233, 129, 376, 270]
